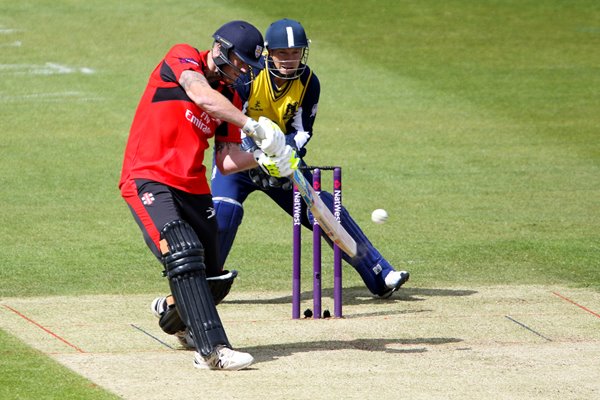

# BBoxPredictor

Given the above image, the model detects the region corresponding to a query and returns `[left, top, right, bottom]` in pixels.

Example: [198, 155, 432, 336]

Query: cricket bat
[246, 118, 357, 257]
[290, 169, 357, 257]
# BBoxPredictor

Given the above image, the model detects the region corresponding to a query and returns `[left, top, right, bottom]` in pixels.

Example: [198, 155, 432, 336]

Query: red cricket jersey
[119, 44, 242, 194]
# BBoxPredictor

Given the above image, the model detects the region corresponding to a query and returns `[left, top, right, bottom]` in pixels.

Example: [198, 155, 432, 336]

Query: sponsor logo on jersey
[185, 109, 214, 135]
[251, 100, 263, 111]
[179, 57, 200, 66]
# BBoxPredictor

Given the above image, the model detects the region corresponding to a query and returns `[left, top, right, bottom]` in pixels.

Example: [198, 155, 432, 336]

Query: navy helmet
[213, 20, 264, 70]
[264, 19, 309, 79]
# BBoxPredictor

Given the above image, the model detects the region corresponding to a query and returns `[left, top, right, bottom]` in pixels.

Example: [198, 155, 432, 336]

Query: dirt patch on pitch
[1, 286, 599, 399]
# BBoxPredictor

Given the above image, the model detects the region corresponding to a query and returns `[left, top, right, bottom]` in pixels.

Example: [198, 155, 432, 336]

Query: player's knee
[214, 198, 244, 267]
[160, 220, 206, 278]
[214, 197, 244, 229]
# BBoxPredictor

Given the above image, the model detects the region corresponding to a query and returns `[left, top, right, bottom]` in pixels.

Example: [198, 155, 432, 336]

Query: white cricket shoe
[150, 296, 168, 318]
[194, 346, 254, 371]
[380, 270, 410, 298]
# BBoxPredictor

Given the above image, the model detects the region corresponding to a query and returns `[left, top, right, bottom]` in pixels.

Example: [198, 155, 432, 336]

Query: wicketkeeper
[211, 19, 410, 296]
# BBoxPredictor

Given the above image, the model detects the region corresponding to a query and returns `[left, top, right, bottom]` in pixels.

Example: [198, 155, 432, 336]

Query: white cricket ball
[371, 209, 388, 224]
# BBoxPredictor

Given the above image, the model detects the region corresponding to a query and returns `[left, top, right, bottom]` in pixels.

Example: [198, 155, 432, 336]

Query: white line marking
[0, 91, 102, 103]
[0, 41, 21, 47]
[0, 63, 96, 75]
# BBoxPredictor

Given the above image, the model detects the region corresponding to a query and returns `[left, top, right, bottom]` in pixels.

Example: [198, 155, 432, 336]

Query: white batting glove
[256, 116, 286, 156]
[255, 146, 299, 178]
[242, 118, 262, 138]
[242, 116, 286, 156]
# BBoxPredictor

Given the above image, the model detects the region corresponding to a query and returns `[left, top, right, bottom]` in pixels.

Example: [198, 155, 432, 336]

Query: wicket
[292, 166, 343, 319]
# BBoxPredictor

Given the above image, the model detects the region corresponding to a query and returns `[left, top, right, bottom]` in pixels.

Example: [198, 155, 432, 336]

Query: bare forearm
[180, 70, 248, 127]
[214, 142, 258, 175]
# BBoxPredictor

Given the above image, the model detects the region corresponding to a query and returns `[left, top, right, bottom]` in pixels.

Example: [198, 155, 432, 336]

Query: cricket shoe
[150, 296, 196, 349]
[193, 346, 254, 371]
[150, 296, 168, 318]
[380, 270, 410, 299]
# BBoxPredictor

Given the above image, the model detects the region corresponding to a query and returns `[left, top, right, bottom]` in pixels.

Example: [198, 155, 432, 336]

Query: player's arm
[286, 73, 320, 158]
[180, 70, 248, 128]
[180, 70, 286, 156]
[214, 141, 257, 175]
[215, 140, 297, 178]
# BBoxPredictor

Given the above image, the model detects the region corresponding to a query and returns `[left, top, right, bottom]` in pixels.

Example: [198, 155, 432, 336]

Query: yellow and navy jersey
[236, 62, 320, 157]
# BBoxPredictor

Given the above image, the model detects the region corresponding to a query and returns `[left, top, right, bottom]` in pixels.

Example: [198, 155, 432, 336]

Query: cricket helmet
[213, 20, 264, 70]
[264, 18, 309, 79]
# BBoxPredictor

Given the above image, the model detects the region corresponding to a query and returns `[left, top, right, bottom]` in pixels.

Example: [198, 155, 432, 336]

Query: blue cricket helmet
[213, 20, 264, 70]
[265, 19, 309, 50]
[264, 19, 309, 79]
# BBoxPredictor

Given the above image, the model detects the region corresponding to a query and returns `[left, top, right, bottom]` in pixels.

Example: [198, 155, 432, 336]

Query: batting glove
[255, 146, 299, 178]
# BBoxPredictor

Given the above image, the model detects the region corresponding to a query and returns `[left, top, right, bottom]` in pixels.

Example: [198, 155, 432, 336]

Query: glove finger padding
[274, 146, 300, 176]
[256, 116, 286, 156]
[248, 167, 291, 190]
[256, 152, 283, 177]
[249, 167, 271, 189]
[256, 146, 299, 178]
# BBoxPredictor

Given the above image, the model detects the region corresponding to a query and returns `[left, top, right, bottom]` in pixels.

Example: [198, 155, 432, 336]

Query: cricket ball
[371, 209, 388, 224]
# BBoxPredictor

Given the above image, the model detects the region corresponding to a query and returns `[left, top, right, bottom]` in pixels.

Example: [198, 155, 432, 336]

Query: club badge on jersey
[141, 192, 155, 206]
[245, 68, 312, 133]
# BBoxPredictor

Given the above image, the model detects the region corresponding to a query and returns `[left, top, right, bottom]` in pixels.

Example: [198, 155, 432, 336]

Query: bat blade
[291, 169, 357, 257]
[243, 128, 357, 256]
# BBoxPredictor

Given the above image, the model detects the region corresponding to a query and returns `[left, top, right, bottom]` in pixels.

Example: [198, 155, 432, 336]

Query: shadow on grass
[241, 337, 464, 365]
[225, 287, 478, 306]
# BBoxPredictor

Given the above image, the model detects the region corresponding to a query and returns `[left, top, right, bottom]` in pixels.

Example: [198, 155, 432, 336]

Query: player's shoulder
[167, 43, 198, 53]
[298, 65, 320, 95]
[299, 65, 319, 85]
[163, 44, 208, 74]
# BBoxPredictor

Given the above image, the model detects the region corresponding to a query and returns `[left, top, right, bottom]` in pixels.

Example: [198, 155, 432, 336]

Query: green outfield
[1, 0, 598, 398]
